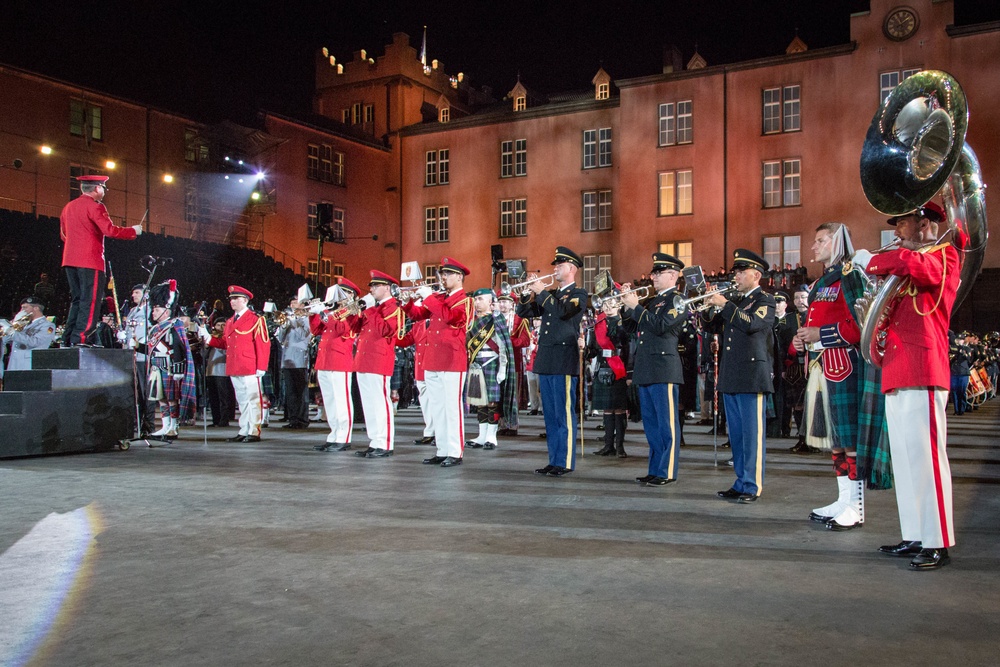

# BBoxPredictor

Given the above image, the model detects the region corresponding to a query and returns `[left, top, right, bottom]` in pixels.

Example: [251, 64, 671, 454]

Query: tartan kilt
[467, 354, 501, 403]
[825, 350, 860, 449]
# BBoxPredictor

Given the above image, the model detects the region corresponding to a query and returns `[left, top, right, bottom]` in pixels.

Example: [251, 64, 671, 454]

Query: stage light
[238, 178, 244, 183]
[163, 174, 174, 183]
[224, 156, 230, 161]
[237, 160, 244, 166]
[40, 145, 53, 155]
[250, 191, 260, 201]
[224, 175, 230, 180]
[256, 171, 265, 180]
[105, 160, 116, 170]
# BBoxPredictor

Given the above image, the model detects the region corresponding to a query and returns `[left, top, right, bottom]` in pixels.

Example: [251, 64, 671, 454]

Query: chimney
[663, 45, 684, 73]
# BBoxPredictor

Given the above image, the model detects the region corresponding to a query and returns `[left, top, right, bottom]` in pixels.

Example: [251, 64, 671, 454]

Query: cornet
[591, 285, 651, 309]
[500, 273, 556, 296]
[672, 283, 736, 313]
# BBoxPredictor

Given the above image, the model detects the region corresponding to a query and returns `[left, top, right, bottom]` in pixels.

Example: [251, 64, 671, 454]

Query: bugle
[672, 282, 736, 314]
[591, 285, 651, 309]
[500, 273, 556, 296]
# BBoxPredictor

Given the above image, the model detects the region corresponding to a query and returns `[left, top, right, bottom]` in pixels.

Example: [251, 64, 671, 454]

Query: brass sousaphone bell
[857, 70, 988, 367]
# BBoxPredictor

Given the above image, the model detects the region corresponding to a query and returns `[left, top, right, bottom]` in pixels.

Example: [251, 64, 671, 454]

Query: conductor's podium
[0, 348, 134, 458]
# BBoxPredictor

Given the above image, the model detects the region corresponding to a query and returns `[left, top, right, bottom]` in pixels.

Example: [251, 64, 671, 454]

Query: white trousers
[425, 370, 466, 459]
[318, 370, 353, 444]
[231, 375, 263, 437]
[885, 388, 955, 548]
[416, 379, 434, 437]
[357, 372, 394, 451]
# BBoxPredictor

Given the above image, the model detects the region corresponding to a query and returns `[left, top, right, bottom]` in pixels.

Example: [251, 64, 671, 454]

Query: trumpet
[390, 281, 444, 302]
[329, 297, 364, 320]
[591, 285, 651, 309]
[500, 273, 556, 296]
[672, 283, 737, 313]
[0, 312, 31, 337]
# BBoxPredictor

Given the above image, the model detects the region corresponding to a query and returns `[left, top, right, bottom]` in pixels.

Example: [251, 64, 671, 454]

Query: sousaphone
[857, 70, 988, 367]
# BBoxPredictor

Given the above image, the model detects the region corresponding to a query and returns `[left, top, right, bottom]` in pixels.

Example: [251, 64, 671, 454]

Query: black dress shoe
[440, 456, 463, 467]
[737, 493, 758, 503]
[313, 442, 332, 451]
[355, 447, 376, 457]
[333, 443, 352, 452]
[826, 518, 862, 531]
[528, 410, 539, 416]
[645, 477, 676, 487]
[414, 436, 436, 445]
[243, 435, 261, 443]
[466, 441, 484, 449]
[483, 443, 496, 450]
[226, 435, 246, 442]
[635, 475, 655, 484]
[878, 540, 923, 557]
[808, 511, 835, 523]
[535, 465, 555, 475]
[717, 488, 742, 499]
[547, 467, 572, 477]
[909, 548, 950, 570]
[365, 448, 392, 458]
[423, 456, 447, 464]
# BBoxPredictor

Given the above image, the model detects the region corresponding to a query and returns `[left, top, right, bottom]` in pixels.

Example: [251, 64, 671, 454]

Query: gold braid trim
[908, 244, 949, 317]
[235, 314, 269, 342]
[388, 307, 406, 340]
[450, 296, 474, 332]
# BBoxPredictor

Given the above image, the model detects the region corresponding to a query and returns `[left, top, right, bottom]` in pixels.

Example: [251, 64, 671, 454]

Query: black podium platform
[0, 348, 135, 458]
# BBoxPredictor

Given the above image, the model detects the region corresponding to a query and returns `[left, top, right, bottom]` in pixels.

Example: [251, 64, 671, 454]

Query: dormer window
[597, 83, 609, 100]
[514, 96, 526, 111]
[439, 107, 450, 123]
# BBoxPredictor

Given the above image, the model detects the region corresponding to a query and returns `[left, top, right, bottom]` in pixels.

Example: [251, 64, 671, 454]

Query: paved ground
[2, 399, 998, 666]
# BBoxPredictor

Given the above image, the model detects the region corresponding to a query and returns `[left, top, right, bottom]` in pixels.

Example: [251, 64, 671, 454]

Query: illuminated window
[70, 100, 102, 141]
[514, 96, 526, 111]
[763, 85, 800, 134]
[439, 107, 450, 122]
[582, 254, 612, 293]
[426, 150, 449, 186]
[659, 242, 693, 269]
[762, 235, 801, 270]
[597, 83, 609, 100]
[658, 170, 693, 216]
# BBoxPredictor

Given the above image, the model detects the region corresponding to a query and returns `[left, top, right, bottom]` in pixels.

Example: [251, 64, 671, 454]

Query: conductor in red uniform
[200, 286, 271, 442]
[853, 201, 959, 570]
[59, 175, 143, 346]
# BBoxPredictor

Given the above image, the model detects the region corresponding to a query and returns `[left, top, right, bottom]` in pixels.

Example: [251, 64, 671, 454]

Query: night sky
[2, 1, 997, 124]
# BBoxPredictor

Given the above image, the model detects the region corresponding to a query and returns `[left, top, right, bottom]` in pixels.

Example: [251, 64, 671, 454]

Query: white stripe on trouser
[231, 375, 263, 437]
[884, 388, 955, 548]
[318, 370, 353, 443]
[357, 372, 393, 450]
[416, 379, 434, 437]
[425, 370, 466, 459]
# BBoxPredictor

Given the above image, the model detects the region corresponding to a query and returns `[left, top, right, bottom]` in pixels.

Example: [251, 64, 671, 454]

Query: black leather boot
[593, 414, 616, 455]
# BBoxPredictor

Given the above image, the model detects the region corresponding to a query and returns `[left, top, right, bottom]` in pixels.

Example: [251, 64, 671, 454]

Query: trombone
[499, 273, 556, 296]
[672, 282, 736, 313]
[591, 285, 651, 309]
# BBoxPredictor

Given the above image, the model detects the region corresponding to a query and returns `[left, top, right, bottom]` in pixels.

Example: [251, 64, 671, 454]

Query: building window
[658, 100, 693, 146]
[582, 254, 612, 293]
[341, 109, 349, 124]
[351, 102, 363, 125]
[658, 170, 693, 216]
[424, 265, 439, 281]
[763, 159, 800, 208]
[582, 190, 613, 232]
[880, 229, 897, 248]
[659, 242, 693, 269]
[500, 198, 528, 238]
[762, 85, 800, 134]
[763, 235, 801, 270]
[425, 150, 449, 186]
[880, 68, 922, 103]
[364, 104, 374, 124]
[307, 203, 318, 239]
[333, 264, 345, 279]
[308, 144, 344, 185]
[514, 139, 527, 177]
[185, 129, 208, 163]
[425, 206, 450, 243]
[320, 259, 332, 285]
[501, 141, 513, 178]
[439, 107, 450, 123]
[307, 260, 318, 283]
[69, 164, 108, 200]
[583, 128, 611, 169]
[70, 100, 102, 141]
[514, 96, 526, 111]
[597, 83, 609, 100]
[307, 144, 319, 180]
[332, 207, 345, 242]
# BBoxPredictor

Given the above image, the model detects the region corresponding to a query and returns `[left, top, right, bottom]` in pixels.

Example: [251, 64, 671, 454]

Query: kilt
[592, 375, 628, 411]
[467, 353, 502, 403]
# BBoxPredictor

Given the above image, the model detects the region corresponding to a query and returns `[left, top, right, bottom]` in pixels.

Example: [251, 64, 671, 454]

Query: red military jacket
[866, 243, 959, 392]
[352, 298, 402, 376]
[403, 289, 472, 372]
[397, 320, 429, 381]
[802, 270, 861, 383]
[310, 313, 356, 373]
[207, 309, 271, 376]
[507, 313, 531, 375]
[60, 195, 138, 271]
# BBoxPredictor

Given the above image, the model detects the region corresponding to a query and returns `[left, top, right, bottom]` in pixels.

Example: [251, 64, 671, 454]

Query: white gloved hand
[852, 249, 874, 271]
[308, 302, 326, 314]
[197, 325, 211, 342]
[416, 285, 433, 300]
[132, 224, 144, 236]
[116, 330, 127, 343]
[172, 374, 184, 381]
[361, 294, 376, 309]
[255, 369, 266, 378]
